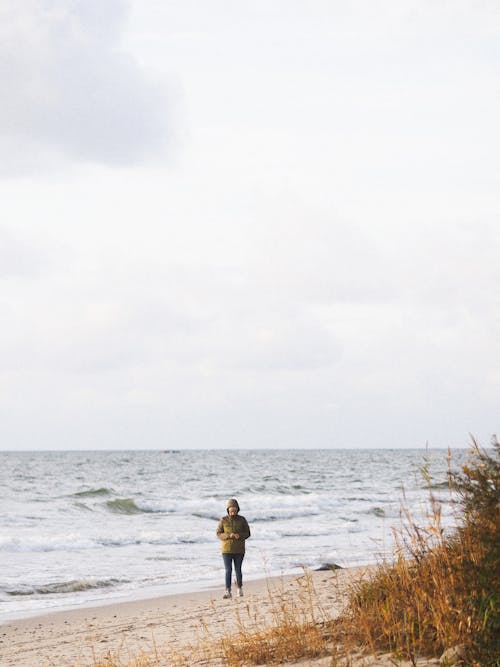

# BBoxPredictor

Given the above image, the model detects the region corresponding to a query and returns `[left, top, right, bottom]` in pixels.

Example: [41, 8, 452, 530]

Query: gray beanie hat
[227, 498, 240, 512]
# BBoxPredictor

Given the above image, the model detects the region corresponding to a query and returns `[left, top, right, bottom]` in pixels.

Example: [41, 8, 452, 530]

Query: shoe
[236, 587, 243, 597]
[223, 589, 232, 599]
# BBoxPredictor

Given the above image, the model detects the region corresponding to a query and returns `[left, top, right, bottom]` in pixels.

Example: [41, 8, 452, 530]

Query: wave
[105, 498, 152, 514]
[104, 499, 187, 514]
[90, 492, 342, 520]
[0, 532, 213, 552]
[74, 502, 94, 512]
[98, 534, 212, 547]
[429, 480, 452, 489]
[74, 487, 114, 497]
[192, 512, 220, 521]
[5, 578, 124, 597]
[249, 509, 320, 521]
[281, 529, 331, 538]
[368, 506, 386, 517]
[237, 484, 310, 495]
[0, 536, 97, 552]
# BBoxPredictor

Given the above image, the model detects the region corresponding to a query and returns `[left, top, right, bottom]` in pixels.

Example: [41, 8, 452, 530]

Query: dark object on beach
[315, 563, 342, 571]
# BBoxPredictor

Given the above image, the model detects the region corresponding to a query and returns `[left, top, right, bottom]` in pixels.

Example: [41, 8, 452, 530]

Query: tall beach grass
[346, 440, 499, 665]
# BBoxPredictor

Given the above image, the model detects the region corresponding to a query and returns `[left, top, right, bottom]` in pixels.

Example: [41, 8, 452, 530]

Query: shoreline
[0, 557, 376, 626]
[0, 565, 323, 625]
[0, 566, 375, 667]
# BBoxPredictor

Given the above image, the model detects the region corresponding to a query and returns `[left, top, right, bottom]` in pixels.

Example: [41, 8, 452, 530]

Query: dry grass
[75, 440, 498, 667]
[214, 573, 336, 666]
[80, 646, 190, 667]
[345, 441, 499, 666]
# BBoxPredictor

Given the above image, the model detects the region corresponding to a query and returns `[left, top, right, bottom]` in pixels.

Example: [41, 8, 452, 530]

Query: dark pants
[222, 553, 244, 589]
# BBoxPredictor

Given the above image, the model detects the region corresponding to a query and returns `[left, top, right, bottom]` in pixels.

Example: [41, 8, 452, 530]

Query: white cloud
[0, 0, 175, 174]
[0, 227, 50, 277]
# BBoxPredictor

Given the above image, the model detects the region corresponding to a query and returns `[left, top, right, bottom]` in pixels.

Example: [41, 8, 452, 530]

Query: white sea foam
[0, 535, 98, 552]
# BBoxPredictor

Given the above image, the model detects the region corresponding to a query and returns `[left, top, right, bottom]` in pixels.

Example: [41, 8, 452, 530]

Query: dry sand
[0, 567, 440, 667]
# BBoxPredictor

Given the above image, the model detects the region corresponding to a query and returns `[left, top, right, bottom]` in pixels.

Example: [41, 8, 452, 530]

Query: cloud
[221, 317, 341, 372]
[0, 0, 174, 174]
[0, 227, 54, 278]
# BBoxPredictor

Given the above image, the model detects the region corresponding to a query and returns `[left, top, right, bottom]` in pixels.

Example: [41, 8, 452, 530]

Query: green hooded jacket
[216, 499, 251, 554]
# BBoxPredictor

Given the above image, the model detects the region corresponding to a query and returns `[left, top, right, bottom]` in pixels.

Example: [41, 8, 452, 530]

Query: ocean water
[0, 449, 467, 622]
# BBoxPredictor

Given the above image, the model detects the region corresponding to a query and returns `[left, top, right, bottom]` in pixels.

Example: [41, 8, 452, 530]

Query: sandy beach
[0, 566, 441, 667]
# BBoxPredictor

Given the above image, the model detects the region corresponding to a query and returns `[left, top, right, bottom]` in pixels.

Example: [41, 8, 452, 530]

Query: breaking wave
[105, 498, 152, 514]
[74, 487, 114, 497]
[0, 536, 96, 552]
[5, 578, 124, 596]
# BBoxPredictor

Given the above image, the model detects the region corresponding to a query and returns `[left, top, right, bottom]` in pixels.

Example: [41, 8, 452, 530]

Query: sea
[0, 448, 468, 623]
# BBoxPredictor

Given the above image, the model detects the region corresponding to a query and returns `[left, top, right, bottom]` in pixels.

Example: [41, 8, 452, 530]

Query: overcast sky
[1, 0, 499, 450]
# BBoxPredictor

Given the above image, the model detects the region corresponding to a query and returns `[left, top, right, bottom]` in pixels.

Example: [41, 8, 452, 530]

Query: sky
[0, 0, 499, 450]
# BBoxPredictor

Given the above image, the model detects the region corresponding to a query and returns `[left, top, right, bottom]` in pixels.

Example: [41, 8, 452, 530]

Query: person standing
[216, 498, 251, 598]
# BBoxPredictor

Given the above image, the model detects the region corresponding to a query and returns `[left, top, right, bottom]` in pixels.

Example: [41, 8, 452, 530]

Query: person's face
[228, 506, 238, 516]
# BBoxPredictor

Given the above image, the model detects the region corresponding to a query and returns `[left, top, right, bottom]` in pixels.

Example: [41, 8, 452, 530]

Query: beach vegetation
[345, 439, 499, 665]
[215, 571, 335, 665]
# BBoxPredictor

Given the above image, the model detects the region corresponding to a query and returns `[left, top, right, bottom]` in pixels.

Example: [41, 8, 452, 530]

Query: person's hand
[229, 533, 240, 539]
